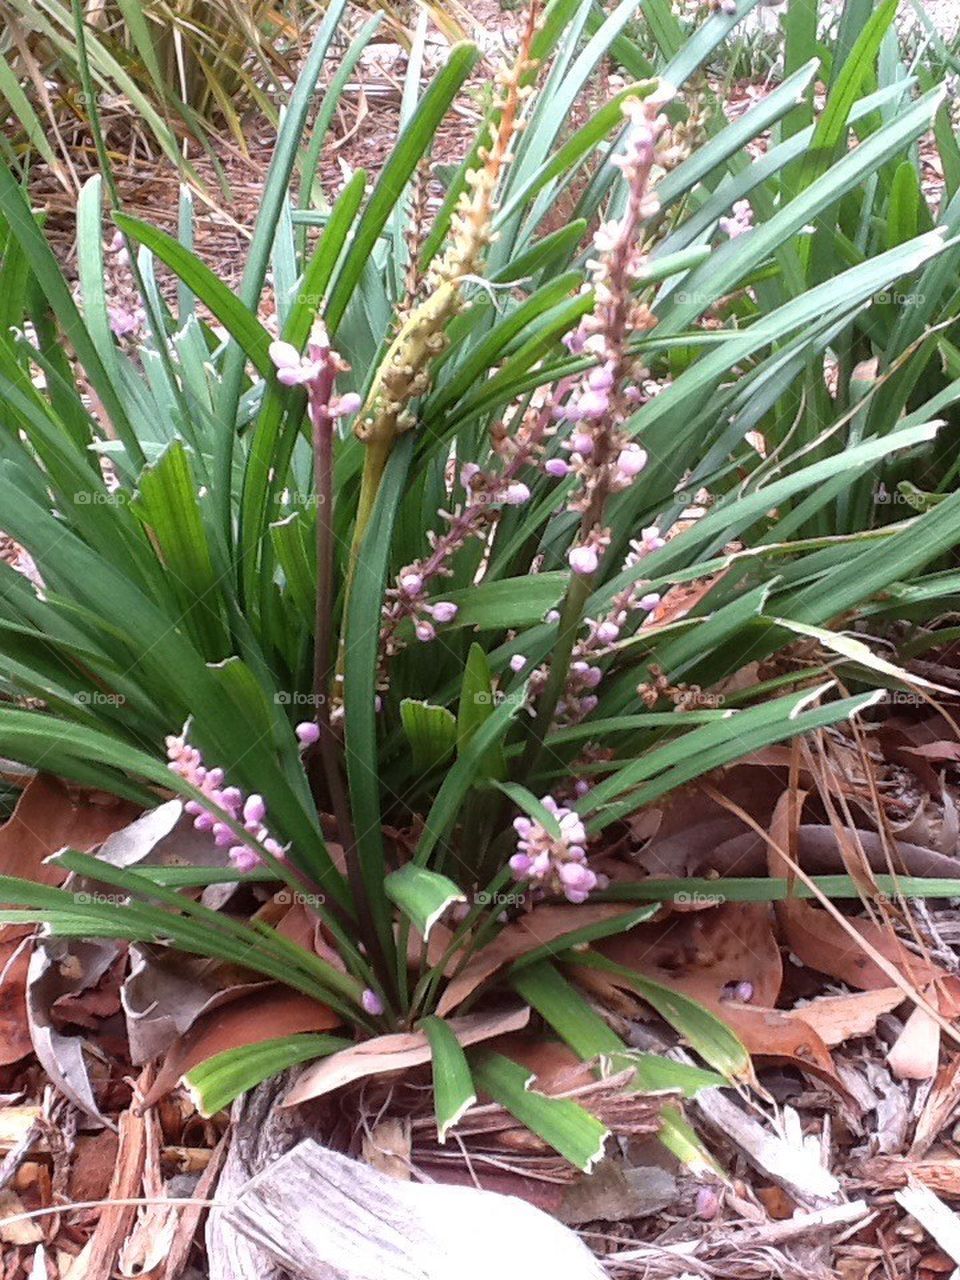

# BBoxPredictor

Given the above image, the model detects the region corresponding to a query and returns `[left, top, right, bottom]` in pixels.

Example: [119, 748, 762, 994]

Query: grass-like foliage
[2, 0, 960, 1160]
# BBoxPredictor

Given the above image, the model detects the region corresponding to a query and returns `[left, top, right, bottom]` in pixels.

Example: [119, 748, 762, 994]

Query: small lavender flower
[509, 796, 598, 904]
[568, 545, 599, 576]
[503, 481, 531, 505]
[268, 326, 359, 428]
[718, 199, 753, 239]
[295, 721, 320, 747]
[361, 988, 384, 1016]
[429, 601, 459, 623]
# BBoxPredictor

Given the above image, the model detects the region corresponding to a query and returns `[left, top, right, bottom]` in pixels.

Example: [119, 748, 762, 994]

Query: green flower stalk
[347, 9, 540, 576]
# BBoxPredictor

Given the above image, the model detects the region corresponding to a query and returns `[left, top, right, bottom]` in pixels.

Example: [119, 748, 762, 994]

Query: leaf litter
[2, 708, 960, 1279]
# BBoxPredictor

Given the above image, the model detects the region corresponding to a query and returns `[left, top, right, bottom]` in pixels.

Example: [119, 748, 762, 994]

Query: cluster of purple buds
[166, 722, 318, 872]
[509, 795, 600, 904]
[395, 569, 459, 644]
[269, 325, 361, 433]
[551, 92, 670, 581]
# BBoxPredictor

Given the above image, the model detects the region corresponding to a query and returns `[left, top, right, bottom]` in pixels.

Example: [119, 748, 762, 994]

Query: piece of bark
[222, 1138, 605, 1280]
[162, 1133, 228, 1280]
[206, 1072, 309, 1280]
[895, 1176, 960, 1266]
[694, 1087, 840, 1205]
[83, 1067, 151, 1280]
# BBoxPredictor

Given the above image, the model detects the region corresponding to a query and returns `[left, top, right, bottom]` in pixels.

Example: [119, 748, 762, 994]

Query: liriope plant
[0, 0, 960, 1164]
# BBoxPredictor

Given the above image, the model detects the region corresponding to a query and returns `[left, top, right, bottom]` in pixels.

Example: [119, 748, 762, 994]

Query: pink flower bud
[570, 431, 594, 457]
[568, 545, 599, 576]
[639, 592, 661, 612]
[503, 482, 531, 505]
[399, 572, 423, 595]
[544, 458, 570, 478]
[361, 988, 384, 1016]
[510, 654, 526, 672]
[577, 388, 609, 419]
[243, 795, 266, 825]
[587, 362, 615, 391]
[430, 601, 458, 623]
[229, 845, 260, 872]
[616, 445, 648, 478]
[415, 619, 436, 643]
[269, 340, 302, 372]
[332, 392, 362, 416]
[596, 621, 619, 643]
[296, 721, 320, 747]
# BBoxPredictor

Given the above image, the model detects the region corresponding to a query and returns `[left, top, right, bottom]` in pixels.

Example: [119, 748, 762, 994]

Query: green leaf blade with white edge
[569, 953, 751, 1084]
[384, 865, 466, 941]
[184, 1034, 351, 1117]
[421, 1015, 477, 1142]
[468, 1048, 609, 1174]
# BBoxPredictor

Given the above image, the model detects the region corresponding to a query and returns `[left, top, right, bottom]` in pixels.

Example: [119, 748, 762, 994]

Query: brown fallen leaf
[283, 1004, 530, 1106]
[0, 940, 32, 1066]
[487, 1035, 596, 1095]
[144, 987, 342, 1108]
[782, 988, 905, 1047]
[0, 774, 139, 906]
[436, 904, 644, 1017]
[767, 790, 951, 995]
[597, 901, 783, 1008]
[583, 901, 853, 1097]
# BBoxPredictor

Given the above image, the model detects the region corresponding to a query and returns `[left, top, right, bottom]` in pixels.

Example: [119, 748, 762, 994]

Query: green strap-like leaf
[469, 1048, 609, 1173]
[421, 1015, 477, 1142]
